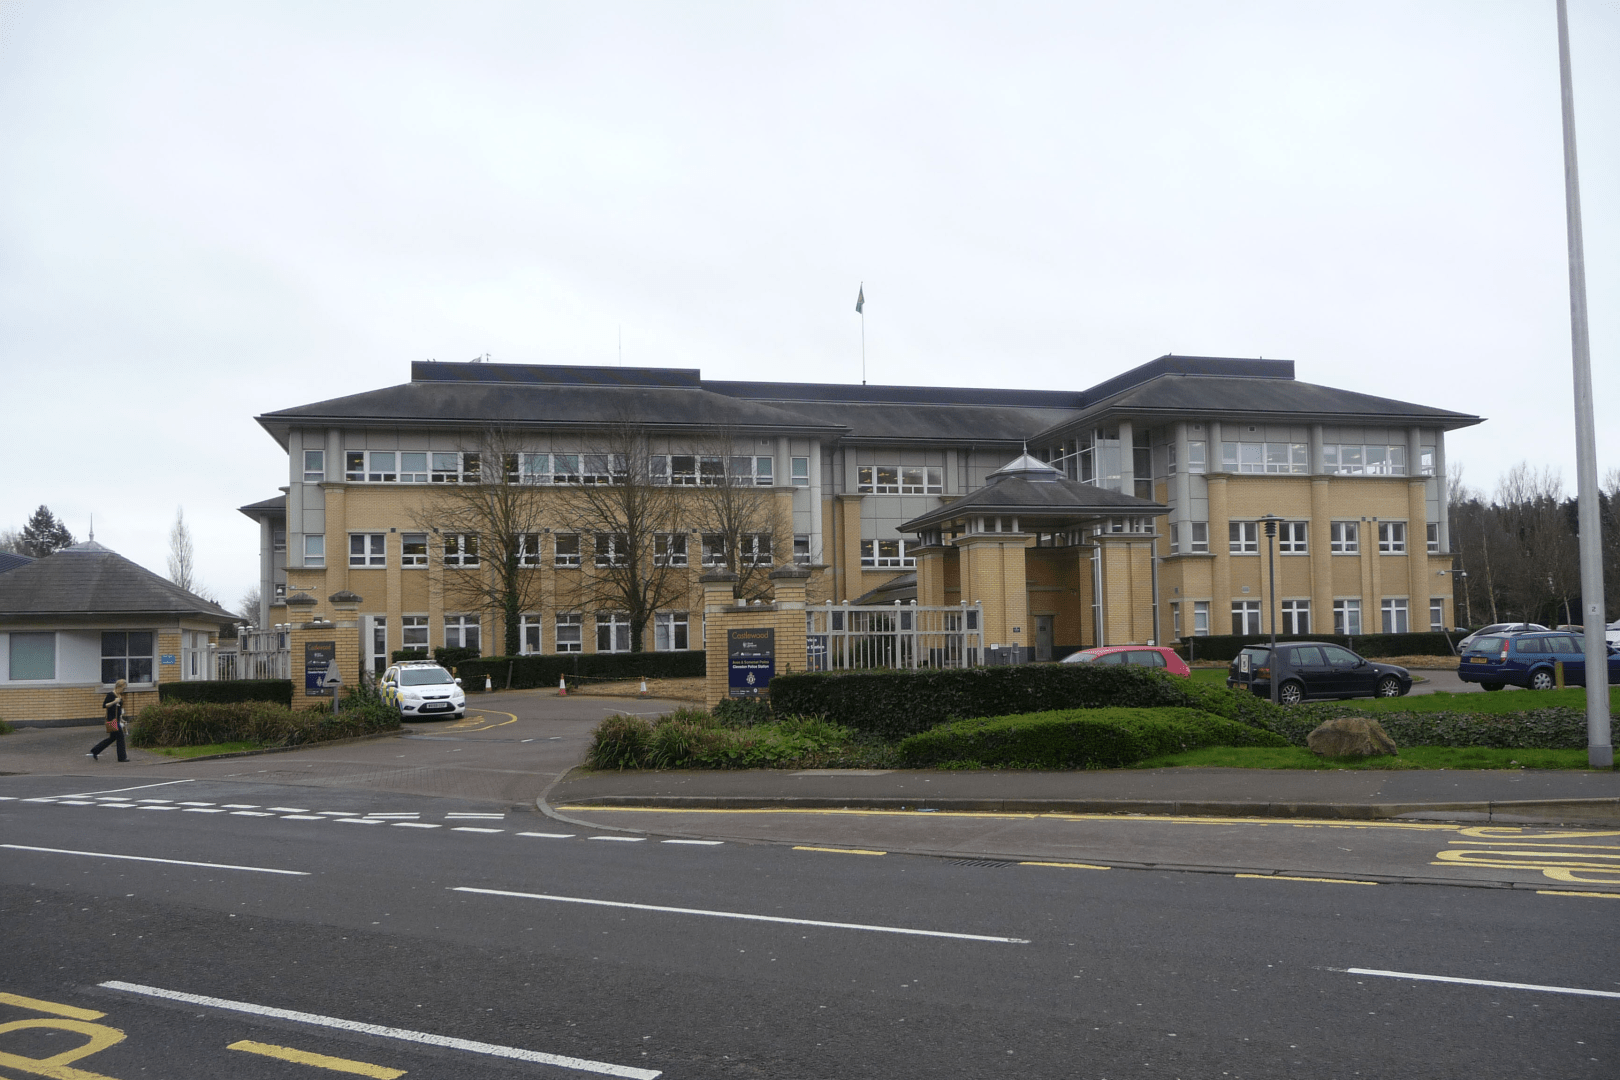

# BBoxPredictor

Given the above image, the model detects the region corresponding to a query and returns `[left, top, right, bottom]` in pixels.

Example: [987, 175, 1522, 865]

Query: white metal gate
[805, 602, 983, 671]
[216, 628, 292, 681]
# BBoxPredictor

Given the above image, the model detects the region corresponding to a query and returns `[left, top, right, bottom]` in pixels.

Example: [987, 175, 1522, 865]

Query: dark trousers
[91, 727, 128, 762]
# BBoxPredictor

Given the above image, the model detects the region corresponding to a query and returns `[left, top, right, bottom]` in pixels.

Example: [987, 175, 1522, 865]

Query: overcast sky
[1, 0, 1615, 613]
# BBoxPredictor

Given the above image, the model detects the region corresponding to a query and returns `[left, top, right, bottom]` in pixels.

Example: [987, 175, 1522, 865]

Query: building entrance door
[368, 616, 388, 675]
[1034, 616, 1054, 662]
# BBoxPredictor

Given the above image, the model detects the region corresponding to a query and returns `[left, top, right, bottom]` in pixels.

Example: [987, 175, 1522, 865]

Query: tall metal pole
[1555, 0, 1612, 768]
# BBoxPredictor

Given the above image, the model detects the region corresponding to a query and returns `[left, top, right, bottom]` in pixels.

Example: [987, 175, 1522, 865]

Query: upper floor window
[433, 452, 479, 483]
[1419, 447, 1436, 476]
[516, 533, 541, 568]
[858, 466, 943, 495]
[272, 530, 286, 554]
[701, 534, 727, 567]
[1323, 444, 1406, 476]
[443, 533, 480, 567]
[582, 454, 628, 485]
[554, 533, 581, 568]
[303, 450, 325, 483]
[1330, 521, 1359, 554]
[1427, 522, 1440, 554]
[303, 535, 325, 567]
[793, 534, 812, 564]
[655, 533, 688, 567]
[1378, 521, 1407, 554]
[1186, 441, 1206, 474]
[739, 534, 772, 567]
[860, 539, 914, 568]
[1220, 442, 1308, 474]
[791, 457, 810, 486]
[594, 533, 629, 567]
[398, 452, 429, 482]
[1189, 522, 1209, 553]
[402, 533, 428, 568]
[651, 455, 772, 486]
[349, 533, 386, 567]
[1229, 521, 1259, 554]
[1277, 521, 1308, 554]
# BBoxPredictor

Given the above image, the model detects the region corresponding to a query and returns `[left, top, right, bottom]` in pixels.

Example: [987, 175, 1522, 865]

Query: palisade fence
[215, 628, 292, 681]
[805, 602, 984, 671]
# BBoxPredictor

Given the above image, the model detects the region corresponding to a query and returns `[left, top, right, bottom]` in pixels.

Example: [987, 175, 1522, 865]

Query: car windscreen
[1464, 636, 1505, 654]
[400, 668, 455, 686]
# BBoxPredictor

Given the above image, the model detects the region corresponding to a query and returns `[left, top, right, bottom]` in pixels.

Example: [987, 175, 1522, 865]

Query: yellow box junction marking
[1235, 874, 1378, 885]
[1436, 829, 1620, 884]
[1020, 861, 1110, 870]
[0, 991, 126, 1080]
[792, 845, 886, 856]
[0, 993, 105, 1021]
[229, 1040, 405, 1078]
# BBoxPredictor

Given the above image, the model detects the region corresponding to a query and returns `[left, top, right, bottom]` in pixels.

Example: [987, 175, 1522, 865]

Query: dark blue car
[1457, 631, 1620, 691]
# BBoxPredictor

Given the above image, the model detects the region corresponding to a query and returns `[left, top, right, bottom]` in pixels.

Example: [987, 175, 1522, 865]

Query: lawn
[147, 740, 263, 758]
[1134, 744, 1597, 771]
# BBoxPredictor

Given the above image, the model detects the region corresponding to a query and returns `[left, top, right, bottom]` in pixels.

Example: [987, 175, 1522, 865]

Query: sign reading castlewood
[727, 628, 775, 698]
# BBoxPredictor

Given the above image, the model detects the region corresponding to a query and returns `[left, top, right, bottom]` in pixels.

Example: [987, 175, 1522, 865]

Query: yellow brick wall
[0, 686, 160, 725]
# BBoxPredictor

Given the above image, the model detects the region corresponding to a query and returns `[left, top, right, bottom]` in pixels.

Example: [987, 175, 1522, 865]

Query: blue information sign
[727, 628, 776, 698]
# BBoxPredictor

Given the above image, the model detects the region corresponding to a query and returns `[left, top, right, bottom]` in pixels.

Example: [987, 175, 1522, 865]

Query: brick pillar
[1207, 474, 1231, 634]
[768, 566, 810, 678]
[955, 533, 1029, 652]
[289, 592, 362, 707]
[1310, 478, 1332, 637]
[701, 571, 740, 709]
[913, 545, 948, 607]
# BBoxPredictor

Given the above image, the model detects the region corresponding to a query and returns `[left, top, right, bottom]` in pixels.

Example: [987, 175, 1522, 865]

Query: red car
[1060, 645, 1190, 676]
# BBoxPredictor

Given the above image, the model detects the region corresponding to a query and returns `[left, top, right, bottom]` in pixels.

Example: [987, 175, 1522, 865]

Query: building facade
[242, 355, 1480, 669]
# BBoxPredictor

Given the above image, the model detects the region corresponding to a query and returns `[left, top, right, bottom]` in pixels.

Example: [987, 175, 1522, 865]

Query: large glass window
[1193, 601, 1210, 636]
[793, 535, 812, 564]
[1220, 442, 1308, 474]
[8, 632, 55, 681]
[402, 615, 429, 653]
[1281, 600, 1310, 635]
[443, 533, 479, 567]
[1229, 522, 1258, 554]
[1378, 522, 1407, 554]
[739, 534, 772, 567]
[1430, 599, 1445, 633]
[444, 615, 481, 652]
[594, 533, 629, 567]
[1190, 522, 1209, 553]
[399, 452, 429, 483]
[1323, 444, 1407, 476]
[367, 452, 397, 483]
[1186, 441, 1206, 474]
[555, 613, 583, 653]
[517, 533, 542, 567]
[858, 466, 943, 494]
[1426, 523, 1440, 554]
[554, 534, 581, 568]
[1330, 521, 1359, 554]
[303, 535, 325, 567]
[101, 631, 154, 684]
[520, 615, 543, 655]
[791, 457, 810, 486]
[701, 534, 727, 567]
[1232, 601, 1261, 635]
[402, 533, 428, 568]
[654, 534, 688, 567]
[655, 612, 690, 651]
[860, 539, 914, 568]
[1277, 521, 1308, 554]
[1381, 598, 1410, 634]
[349, 533, 385, 567]
[1333, 599, 1362, 636]
[596, 613, 630, 653]
[303, 450, 325, 483]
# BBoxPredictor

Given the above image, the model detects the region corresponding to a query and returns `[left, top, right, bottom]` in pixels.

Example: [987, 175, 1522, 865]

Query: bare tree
[168, 507, 197, 591]
[238, 586, 262, 624]
[685, 428, 793, 601]
[0, 527, 24, 555]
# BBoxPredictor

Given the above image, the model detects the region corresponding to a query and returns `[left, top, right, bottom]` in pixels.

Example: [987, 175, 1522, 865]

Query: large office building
[243, 355, 1480, 669]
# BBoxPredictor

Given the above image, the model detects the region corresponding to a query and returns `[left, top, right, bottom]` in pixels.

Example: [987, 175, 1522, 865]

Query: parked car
[1456, 630, 1620, 691]
[1456, 622, 1549, 651]
[381, 661, 466, 719]
[1608, 620, 1620, 647]
[1226, 642, 1412, 704]
[1061, 645, 1191, 676]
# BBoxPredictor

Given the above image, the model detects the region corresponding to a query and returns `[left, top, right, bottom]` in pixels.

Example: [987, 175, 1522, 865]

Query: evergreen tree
[19, 505, 75, 557]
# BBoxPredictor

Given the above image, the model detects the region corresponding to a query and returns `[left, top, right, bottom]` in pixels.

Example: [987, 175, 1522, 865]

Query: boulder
[1306, 717, 1399, 758]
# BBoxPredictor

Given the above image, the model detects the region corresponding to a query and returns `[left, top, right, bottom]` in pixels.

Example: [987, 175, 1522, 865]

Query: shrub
[158, 680, 293, 707]
[130, 700, 398, 748]
[454, 650, 706, 691]
[713, 697, 772, 727]
[589, 714, 654, 769]
[768, 665, 1290, 740]
[1179, 632, 1464, 663]
[584, 707, 859, 770]
[1265, 703, 1595, 750]
[897, 707, 1288, 768]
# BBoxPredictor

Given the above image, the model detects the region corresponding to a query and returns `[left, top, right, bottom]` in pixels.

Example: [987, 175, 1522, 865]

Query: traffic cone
[638, 678, 649, 698]
[484, 674, 493, 692]
[557, 675, 567, 696]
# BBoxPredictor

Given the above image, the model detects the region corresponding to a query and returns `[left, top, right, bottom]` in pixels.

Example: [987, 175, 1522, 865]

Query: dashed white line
[139, 806, 179, 811]
[589, 836, 645, 843]
[517, 832, 576, 839]
[267, 807, 309, 813]
[446, 813, 504, 820]
[1341, 967, 1620, 1000]
[178, 801, 216, 807]
[451, 827, 504, 834]
[338, 818, 386, 826]
[231, 811, 274, 817]
[56, 800, 96, 806]
[662, 840, 724, 846]
[2, 845, 309, 876]
[392, 822, 441, 829]
[99, 981, 659, 1079]
[280, 815, 325, 821]
[183, 808, 227, 814]
[318, 811, 358, 817]
[223, 804, 259, 809]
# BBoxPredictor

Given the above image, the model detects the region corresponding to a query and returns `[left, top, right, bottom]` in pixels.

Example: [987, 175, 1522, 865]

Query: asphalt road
[5, 769, 1618, 1079]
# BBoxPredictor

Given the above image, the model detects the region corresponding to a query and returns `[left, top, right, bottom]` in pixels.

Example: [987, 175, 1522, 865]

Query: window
[1427, 523, 1440, 554]
[791, 457, 810, 486]
[1322, 444, 1407, 475]
[1220, 442, 1308, 474]
[8, 632, 55, 681]
[272, 530, 286, 554]
[1333, 599, 1362, 636]
[552, 454, 582, 485]
[1171, 602, 1182, 637]
[402, 616, 429, 653]
[402, 533, 428, 568]
[1190, 522, 1208, 554]
[857, 465, 943, 494]
[367, 619, 387, 675]
[101, 631, 154, 684]
[1330, 521, 1359, 554]
[345, 451, 365, 481]
[517, 533, 542, 568]
[443, 533, 479, 567]
[1378, 522, 1406, 554]
[1193, 601, 1209, 636]
[1381, 598, 1409, 634]
[367, 452, 397, 483]
[349, 533, 385, 567]
[594, 533, 629, 567]
[519, 453, 551, 484]
[596, 612, 630, 653]
[555, 613, 583, 653]
[520, 615, 543, 655]
[1186, 441, 1206, 474]
[554, 534, 581, 568]
[303, 450, 325, 483]
[1430, 599, 1445, 633]
[1419, 447, 1436, 476]
[793, 534, 811, 565]
[654, 534, 688, 567]
[739, 534, 772, 567]
[754, 457, 773, 486]
[399, 452, 429, 483]
[432, 452, 479, 483]
[1281, 600, 1310, 635]
[1169, 523, 1179, 554]
[1232, 601, 1261, 635]
[860, 538, 914, 568]
[303, 535, 325, 567]
[445, 615, 481, 652]
[1167, 443, 1177, 475]
[582, 454, 627, 485]
[655, 612, 690, 651]
[1229, 522, 1258, 554]
[701, 534, 727, 567]
[1277, 521, 1308, 554]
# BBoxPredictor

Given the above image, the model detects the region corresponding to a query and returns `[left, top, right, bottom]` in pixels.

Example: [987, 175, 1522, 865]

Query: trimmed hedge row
[1266, 703, 1595, 750]
[1181, 632, 1464, 663]
[587, 709, 855, 770]
[158, 680, 293, 707]
[131, 700, 399, 748]
[897, 707, 1289, 768]
[767, 665, 1287, 740]
[454, 650, 706, 690]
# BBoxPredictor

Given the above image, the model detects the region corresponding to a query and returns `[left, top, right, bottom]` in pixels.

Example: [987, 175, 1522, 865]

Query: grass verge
[148, 740, 263, 758]
[1135, 745, 1597, 771]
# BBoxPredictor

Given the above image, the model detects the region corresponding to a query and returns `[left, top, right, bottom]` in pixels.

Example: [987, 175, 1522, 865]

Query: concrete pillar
[1310, 478, 1332, 638]
[1208, 474, 1231, 632]
[809, 439, 825, 563]
[1310, 423, 1325, 475]
[1208, 421, 1223, 473]
[1408, 478, 1430, 631]
[1435, 433, 1450, 554]
[1117, 420, 1133, 495]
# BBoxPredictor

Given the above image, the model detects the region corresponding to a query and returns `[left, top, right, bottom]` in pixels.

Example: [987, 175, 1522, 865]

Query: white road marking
[338, 818, 386, 825]
[97, 797, 132, 802]
[446, 813, 504, 819]
[365, 813, 420, 819]
[453, 887, 1031, 944]
[662, 840, 724, 846]
[452, 827, 503, 834]
[51, 779, 196, 798]
[231, 811, 274, 817]
[99, 803, 139, 809]
[56, 800, 96, 806]
[1341, 967, 1620, 1000]
[2, 845, 308, 876]
[98, 981, 660, 1079]
[0, 796, 14, 801]
[137, 799, 173, 804]
[392, 822, 440, 829]
[268, 807, 309, 813]
[589, 836, 645, 842]
[183, 808, 227, 814]
[139, 806, 179, 811]
[280, 815, 326, 821]
[318, 811, 359, 816]
[517, 832, 576, 839]
[178, 801, 216, 807]
[223, 804, 259, 809]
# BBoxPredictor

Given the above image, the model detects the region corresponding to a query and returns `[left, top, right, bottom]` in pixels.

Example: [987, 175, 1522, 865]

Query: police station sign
[727, 628, 775, 698]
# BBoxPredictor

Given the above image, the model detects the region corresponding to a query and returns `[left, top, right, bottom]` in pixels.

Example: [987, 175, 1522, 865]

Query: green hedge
[1264, 703, 1598, 750]
[131, 700, 399, 748]
[158, 680, 293, 707]
[898, 707, 1289, 768]
[453, 651, 706, 691]
[586, 708, 857, 770]
[767, 664, 1287, 740]
[1181, 632, 1464, 663]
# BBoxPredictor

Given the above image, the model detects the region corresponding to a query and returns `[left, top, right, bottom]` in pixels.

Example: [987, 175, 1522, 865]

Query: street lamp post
[1262, 515, 1280, 706]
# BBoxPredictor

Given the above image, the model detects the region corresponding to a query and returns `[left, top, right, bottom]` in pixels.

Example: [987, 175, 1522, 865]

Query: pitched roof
[0, 541, 238, 624]
[239, 495, 286, 520]
[900, 473, 1163, 532]
[0, 551, 34, 574]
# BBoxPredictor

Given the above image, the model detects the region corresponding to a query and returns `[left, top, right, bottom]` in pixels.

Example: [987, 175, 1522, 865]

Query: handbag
[105, 718, 120, 734]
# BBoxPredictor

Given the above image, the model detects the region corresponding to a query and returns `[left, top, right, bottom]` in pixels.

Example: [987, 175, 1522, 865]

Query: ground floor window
[1193, 601, 1209, 636]
[655, 611, 690, 651]
[368, 618, 387, 674]
[556, 614, 583, 653]
[445, 615, 481, 653]
[402, 616, 429, 655]
[101, 631, 154, 684]
[520, 615, 544, 655]
[1430, 599, 1446, 633]
[1171, 602, 1181, 637]
[182, 629, 211, 680]
[1280, 600, 1310, 636]
[9, 632, 55, 681]
[1381, 598, 1409, 634]
[1232, 601, 1261, 635]
[596, 612, 630, 653]
[1334, 600, 1362, 636]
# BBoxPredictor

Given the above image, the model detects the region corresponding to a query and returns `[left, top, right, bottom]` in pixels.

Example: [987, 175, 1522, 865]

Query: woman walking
[88, 678, 129, 762]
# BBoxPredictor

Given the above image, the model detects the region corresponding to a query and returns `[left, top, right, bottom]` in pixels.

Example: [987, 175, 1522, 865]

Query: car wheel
[1376, 675, 1402, 697]
[1481, 682, 1503, 692]
[1278, 680, 1304, 705]
[1530, 670, 1555, 691]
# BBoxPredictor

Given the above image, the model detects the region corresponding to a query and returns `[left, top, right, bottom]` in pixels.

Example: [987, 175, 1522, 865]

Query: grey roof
[900, 475, 1163, 532]
[851, 572, 917, 605]
[729, 397, 1075, 444]
[239, 495, 286, 520]
[0, 551, 34, 574]
[0, 541, 238, 624]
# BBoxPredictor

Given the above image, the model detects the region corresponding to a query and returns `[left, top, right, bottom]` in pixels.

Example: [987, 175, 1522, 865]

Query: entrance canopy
[900, 452, 1165, 543]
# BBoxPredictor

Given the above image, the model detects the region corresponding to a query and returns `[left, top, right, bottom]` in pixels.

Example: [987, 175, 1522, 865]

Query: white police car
[381, 662, 466, 720]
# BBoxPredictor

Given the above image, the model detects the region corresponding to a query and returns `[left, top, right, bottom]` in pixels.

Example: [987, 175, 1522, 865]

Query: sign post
[727, 628, 776, 698]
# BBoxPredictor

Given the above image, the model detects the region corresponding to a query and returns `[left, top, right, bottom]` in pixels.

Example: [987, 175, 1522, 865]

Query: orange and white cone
[638, 679, 649, 698]
[557, 675, 567, 697]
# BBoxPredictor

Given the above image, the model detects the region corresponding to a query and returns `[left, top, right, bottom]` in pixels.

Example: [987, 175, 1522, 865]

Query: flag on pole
[855, 285, 864, 314]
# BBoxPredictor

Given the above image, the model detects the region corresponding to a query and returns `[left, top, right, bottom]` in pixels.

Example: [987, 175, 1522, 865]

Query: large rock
[1307, 717, 1399, 758]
